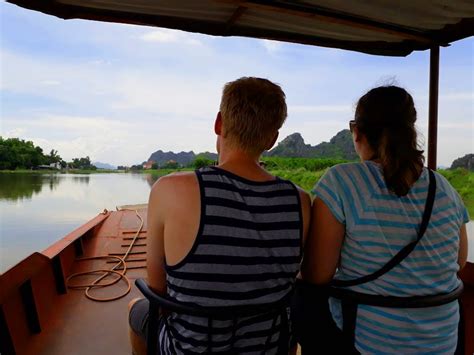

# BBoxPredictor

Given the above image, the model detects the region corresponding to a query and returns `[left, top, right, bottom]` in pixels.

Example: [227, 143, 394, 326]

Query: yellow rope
[66, 208, 144, 302]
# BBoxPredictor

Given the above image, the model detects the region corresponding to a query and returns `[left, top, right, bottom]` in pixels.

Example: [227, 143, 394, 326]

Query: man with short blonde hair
[129, 77, 310, 354]
[220, 77, 287, 154]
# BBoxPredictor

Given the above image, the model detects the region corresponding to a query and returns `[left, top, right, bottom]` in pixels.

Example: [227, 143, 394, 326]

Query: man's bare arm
[146, 178, 168, 295]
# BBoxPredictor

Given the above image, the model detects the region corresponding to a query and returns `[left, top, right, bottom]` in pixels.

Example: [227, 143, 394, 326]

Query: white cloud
[40, 80, 61, 86]
[290, 104, 353, 114]
[109, 72, 221, 117]
[139, 29, 203, 46]
[440, 92, 474, 101]
[438, 122, 474, 129]
[1, 21, 472, 168]
[419, 91, 474, 102]
[2, 113, 217, 166]
[261, 39, 283, 53]
[3, 128, 26, 137]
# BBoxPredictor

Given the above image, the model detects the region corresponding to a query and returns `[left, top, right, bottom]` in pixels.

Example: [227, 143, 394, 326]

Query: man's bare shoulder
[150, 171, 198, 199]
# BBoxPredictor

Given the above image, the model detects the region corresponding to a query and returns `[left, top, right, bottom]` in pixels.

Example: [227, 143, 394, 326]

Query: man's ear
[266, 131, 279, 150]
[214, 112, 222, 135]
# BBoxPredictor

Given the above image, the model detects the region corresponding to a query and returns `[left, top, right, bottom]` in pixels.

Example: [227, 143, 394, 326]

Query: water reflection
[71, 175, 90, 185]
[0, 173, 92, 202]
[0, 172, 153, 271]
[0, 174, 62, 201]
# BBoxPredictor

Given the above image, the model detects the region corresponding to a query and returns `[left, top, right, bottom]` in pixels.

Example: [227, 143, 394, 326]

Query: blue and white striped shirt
[313, 161, 469, 354]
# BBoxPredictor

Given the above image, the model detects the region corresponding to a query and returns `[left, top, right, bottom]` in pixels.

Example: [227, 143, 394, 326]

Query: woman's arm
[301, 197, 345, 284]
[458, 224, 468, 270]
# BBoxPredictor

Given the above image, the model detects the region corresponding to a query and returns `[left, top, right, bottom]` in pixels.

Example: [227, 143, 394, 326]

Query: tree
[69, 156, 97, 170]
[0, 137, 47, 169]
[151, 162, 159, 169]
[193, 157, 214, 169]
[163, 160, 179, 169]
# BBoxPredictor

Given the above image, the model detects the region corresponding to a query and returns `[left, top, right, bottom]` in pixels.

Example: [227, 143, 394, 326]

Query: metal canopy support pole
[427, 46, 440, 170]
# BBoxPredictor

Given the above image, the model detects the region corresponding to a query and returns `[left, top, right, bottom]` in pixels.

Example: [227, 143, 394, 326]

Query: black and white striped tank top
[158, 166, 303, 354]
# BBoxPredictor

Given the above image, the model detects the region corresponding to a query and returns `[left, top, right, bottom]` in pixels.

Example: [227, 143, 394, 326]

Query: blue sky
[1, 2, 472, 166]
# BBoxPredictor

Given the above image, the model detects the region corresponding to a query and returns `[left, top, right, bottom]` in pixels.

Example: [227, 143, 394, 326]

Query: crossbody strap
[332, 169, 436, 288]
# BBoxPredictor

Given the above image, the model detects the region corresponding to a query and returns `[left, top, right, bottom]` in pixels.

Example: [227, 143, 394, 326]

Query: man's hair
[219, 77, 287, 154]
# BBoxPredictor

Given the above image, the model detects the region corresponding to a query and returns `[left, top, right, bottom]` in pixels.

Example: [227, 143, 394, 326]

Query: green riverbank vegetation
[439, 168, 474, 216]
[0, 137, 64, 170]
[0, 137, 99, 171]
[265, 159, 473, 216]
[1, 137, 471, 214]
[141, 157, 473, 215]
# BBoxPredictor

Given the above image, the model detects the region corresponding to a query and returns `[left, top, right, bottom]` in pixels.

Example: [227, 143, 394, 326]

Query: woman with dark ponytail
[301, 86, 469, 353]
[354, 86, 424, 197]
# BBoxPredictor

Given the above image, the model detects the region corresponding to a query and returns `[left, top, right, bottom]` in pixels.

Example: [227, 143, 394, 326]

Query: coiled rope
[66, 208, 144, 302]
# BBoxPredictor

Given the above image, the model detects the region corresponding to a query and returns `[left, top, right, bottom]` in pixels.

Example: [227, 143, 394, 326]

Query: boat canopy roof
[7, 0, 474, 56]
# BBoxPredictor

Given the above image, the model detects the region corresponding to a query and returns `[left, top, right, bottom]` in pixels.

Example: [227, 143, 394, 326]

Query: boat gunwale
[41, 211, 111, 259]
[0, 211, 111, 303]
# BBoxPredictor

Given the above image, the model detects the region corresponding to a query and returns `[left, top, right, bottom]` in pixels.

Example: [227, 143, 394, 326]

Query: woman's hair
[355, 86, 424, 196]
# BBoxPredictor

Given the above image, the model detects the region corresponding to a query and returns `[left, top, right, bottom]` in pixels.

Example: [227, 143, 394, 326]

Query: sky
[1, 2, 473, 167]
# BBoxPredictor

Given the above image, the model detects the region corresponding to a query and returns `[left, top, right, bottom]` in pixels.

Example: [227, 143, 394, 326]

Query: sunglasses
[349, 120, 356, 133]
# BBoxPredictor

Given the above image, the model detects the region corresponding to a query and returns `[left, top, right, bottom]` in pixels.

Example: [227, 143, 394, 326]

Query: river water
[0, 172, 158, 272]
[0, 172, 473, 272]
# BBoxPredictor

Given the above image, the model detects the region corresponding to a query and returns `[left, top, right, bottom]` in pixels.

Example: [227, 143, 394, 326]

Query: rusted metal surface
[42, 212, 110, 259]
[0, 208, 472, 354]
[0, 253, 50, 303]
[0, 209, 148, 355]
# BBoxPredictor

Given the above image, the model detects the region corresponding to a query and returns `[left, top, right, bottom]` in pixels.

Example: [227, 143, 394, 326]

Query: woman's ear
[353, 126, 362, 143]
[214, 112, 222, 135]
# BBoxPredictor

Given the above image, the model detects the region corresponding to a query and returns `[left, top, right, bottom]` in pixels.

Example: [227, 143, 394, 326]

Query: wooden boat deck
[0, 208, 148, 355]
[1, 208, 473, 354]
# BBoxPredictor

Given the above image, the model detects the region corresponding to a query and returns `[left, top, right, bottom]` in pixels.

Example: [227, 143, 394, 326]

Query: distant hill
[450, 154, 474, 171]
[145, 130, 357, 166]
[268, 129, 357, 160]
[93, 162, 116, 170]
[147, 150, 218, 167]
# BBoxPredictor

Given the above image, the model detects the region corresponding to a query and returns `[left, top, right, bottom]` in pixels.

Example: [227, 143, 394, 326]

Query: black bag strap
[332, 169, 437, 287]
[330, 282, 463, 308]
